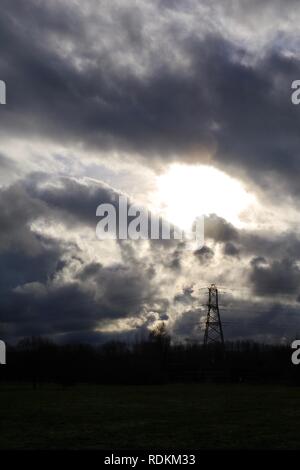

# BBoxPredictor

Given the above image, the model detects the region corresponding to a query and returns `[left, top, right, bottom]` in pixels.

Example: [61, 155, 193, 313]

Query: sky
[1, 0, 300, 345]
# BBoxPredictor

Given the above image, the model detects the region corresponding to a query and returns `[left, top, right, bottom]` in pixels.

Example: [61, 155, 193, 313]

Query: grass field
[0, 383, 300, 449]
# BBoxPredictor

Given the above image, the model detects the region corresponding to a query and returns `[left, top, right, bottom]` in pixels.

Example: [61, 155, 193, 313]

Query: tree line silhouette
[1, 324, 299, 387]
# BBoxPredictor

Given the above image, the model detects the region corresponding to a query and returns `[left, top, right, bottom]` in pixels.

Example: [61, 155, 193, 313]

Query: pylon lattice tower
[203, 284, 225, 347]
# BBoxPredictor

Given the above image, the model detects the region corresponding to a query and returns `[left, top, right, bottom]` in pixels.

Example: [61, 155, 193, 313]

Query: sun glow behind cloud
[152, 164, 256, 231]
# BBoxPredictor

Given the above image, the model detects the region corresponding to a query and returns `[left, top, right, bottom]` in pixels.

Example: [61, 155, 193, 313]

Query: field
[0, 383, 300, 449]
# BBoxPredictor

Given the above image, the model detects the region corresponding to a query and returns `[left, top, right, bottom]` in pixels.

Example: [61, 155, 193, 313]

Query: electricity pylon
[203, 284, 225, 348]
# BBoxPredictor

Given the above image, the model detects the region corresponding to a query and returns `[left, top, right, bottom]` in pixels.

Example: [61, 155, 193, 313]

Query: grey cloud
[194, 245, 214, 262]
[0, 237, 67, 292]
[2, 0, 300, 343]
[205, 214, 239, 243]
[75, 261, 158, 318]
[205, 214, 300, 264]
[223, 302, 300, 343]
[174, 286, 196, 305]
[0, 173, 172, 343]
[224, 242, 240, 257]
[0, 181, 47, 254]
[1, 1, 300, 201]
[2, 172, 300, 343]
[172, 308, 203, 340]
[249, 256, 300, 296]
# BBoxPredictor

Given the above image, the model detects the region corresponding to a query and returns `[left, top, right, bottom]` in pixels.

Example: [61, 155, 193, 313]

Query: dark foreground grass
[0, 383, 300, 449]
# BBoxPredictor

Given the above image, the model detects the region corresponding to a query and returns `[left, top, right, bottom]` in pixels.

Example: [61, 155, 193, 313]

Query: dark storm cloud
[1, 281, 101, 341]
[0, 173, 119, 253]
[204, 214, 239, 243]
[0, 236, 67, 292]
[174, 286, 196, 305]
[240, 231, 300, 261]
[1, 254, 161, 343]
[194, 245, 214, 262]
[1, 1, 300, 199]
[29, 176, 117, 228]
[1, 252, 160, 344]
[197, 213, 300, 303]
[2, 0, 300, 343]
[249, 256, 300, 296]
[0, 180, 46, 254]
[172, 308, 203, 339]
[223, 242, 240, 257]
[204, 214, 300, 265]
[220, 301, 300, 343]
[76, 261, 157, 317]
[1, 171, 300, 343]
[0, 173, 171, 343]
